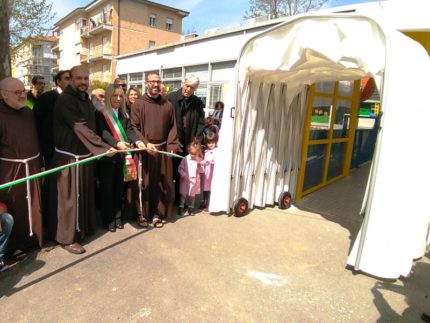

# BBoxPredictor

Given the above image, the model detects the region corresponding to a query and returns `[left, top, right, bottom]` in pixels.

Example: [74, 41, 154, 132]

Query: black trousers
[98, 161, 124, 227]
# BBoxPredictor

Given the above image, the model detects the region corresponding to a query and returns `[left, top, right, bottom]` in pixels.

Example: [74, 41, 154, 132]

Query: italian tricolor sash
[101, 109, 137, 181]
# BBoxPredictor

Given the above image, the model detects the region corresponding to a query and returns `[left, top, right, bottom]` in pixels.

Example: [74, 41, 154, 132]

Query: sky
[50, 0, 380, 35]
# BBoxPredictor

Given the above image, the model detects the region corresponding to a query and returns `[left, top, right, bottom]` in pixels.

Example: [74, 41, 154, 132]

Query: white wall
[59, 19, 82, 70]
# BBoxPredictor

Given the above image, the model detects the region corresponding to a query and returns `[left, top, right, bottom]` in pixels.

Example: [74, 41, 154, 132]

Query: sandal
[152, 218, 164, 228]
[137, 216, 148, 228]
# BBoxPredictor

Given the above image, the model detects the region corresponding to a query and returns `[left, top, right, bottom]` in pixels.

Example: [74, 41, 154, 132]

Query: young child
[178, 139, 205, 216]
[200, 131, 218, 211]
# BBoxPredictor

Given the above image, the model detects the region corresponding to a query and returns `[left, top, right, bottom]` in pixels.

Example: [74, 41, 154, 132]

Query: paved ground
[1, 164, 430, 322]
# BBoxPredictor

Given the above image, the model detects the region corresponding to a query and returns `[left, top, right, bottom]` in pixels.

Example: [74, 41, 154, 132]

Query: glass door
[296, 80, 361, 199]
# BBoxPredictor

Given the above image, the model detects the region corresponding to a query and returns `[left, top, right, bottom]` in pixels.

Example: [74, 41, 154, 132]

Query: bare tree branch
[244, 0, 328, 19]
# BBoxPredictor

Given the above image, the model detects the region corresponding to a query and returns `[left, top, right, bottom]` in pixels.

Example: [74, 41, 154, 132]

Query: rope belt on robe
[137, 140, 168, 217]
[0, 148, 184, 230]
[0, 152, 40, 236]
[55, 147, 92, 232]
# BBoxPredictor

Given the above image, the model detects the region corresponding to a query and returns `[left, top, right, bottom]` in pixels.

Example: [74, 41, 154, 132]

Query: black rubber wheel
[278, 191, 292, 209]
[233, 197, 249, 217]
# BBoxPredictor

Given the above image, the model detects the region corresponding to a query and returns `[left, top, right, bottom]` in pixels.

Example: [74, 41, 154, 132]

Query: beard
[92, 99, 104, 111]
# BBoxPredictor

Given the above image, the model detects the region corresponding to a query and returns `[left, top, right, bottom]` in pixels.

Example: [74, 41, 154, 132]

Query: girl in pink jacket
[178, 139, 205, 216]
[200, 131, 218, 211]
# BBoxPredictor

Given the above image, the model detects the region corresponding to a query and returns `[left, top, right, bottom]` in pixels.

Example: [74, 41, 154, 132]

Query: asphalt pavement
[1, 202, 429, 322]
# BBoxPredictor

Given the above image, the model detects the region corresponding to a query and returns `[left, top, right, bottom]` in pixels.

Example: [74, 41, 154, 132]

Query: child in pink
[200, 131, 218, 211]
[178, 139, 205, 216]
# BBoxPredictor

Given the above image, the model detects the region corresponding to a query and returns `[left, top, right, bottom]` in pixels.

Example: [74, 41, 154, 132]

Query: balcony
[89, 45, 112, 62]
[80, 15, 113, 38]
[80, 45, 112, 63]
[91, 71, 112, 83]
[80, 52, 89, 64]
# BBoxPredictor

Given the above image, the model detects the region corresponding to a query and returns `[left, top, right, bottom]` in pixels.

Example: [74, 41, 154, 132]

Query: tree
[245, 0, 328, 19]
[0, 0, 55, 79]
[0, 0, 11, 79]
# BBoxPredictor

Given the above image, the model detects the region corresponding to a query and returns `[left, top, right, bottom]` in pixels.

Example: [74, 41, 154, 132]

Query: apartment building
[13, 36, 57, 88]
[52, 0, 188, 84]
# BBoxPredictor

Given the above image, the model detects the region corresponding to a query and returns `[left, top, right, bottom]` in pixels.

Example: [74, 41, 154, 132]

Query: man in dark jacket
[26, 75, 45, 110]
[33, 70, 71, 168]
[166, 75, 206, 205]
[166, 75, 206, 149]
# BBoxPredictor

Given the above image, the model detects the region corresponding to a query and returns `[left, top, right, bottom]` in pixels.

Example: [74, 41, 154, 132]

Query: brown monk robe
[131, 72, 181, 227]
[50, 66, 113, 254]
[0, 77, 43, 253]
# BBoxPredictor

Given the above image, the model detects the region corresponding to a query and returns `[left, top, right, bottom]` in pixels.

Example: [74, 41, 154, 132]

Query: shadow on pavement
[0, 225, 154, 298]
[295, 162, 371, 253]
[372, 254, 430, 321]
[0, 252, 45, 298]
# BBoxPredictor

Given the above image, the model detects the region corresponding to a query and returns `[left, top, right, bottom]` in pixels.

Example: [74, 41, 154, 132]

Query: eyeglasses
[1, 89, 26, 96]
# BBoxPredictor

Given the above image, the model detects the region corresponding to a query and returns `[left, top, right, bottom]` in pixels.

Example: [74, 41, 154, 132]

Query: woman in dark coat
[96, 84, 143, 231]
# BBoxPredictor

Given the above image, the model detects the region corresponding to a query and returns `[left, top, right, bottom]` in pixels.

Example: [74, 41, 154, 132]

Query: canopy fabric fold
[210, 14, 430, 279]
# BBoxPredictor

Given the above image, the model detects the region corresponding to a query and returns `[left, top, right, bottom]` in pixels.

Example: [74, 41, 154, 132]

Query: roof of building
[116, 15, 290, 60]
[117, 0, 430, 61]
[53, 0, 189, 28]
[41, 35, 58, 43]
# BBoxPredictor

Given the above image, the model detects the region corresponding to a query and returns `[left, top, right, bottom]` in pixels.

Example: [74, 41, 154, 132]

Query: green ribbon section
[0, 149, 183, 191]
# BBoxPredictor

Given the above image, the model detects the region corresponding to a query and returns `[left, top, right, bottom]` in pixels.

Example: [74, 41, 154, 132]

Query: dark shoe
[10, 249, 27, 261]
[108, 222, 116, 232]
[177, 207, 185, 216]
[188, 208, 198, 216]
[115, 219, 124, 229]
[137, 216, 148, 228]
[62, 243, 86, 254]
[199, 201, 207, 210]
[422, 313, 430, 322]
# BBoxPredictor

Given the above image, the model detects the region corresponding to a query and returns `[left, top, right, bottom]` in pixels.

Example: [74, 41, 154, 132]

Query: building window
[130, 72, 143, 82]
[149, 40, 156, 49]
[163, 68, 182, 79]
[166, 18, 173, 31]
[32, 46, 42, 58]
[75, 18, 87, 32]
[149, 14, 156, 27]
[209, 85, 222, 107]
[164, 81, 181, 94]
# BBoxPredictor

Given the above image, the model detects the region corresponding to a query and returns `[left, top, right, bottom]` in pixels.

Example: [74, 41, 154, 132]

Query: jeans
[0, 213, 14, 261]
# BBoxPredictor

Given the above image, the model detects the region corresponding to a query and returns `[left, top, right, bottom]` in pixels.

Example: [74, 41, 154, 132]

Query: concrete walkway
[1, 164, 429, 322]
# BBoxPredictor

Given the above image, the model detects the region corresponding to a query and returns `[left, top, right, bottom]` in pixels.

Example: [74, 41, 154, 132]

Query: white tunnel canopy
[211, 14, 430, 279]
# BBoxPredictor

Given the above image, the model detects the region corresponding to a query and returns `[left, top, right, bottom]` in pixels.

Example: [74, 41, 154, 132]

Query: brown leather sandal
[152, 218, 163, 228]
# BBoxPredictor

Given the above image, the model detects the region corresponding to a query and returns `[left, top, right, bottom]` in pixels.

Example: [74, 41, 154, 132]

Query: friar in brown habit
[51, 66, 116, 254]
[131, 72, 181, 228]
[0, 77, 43, 254]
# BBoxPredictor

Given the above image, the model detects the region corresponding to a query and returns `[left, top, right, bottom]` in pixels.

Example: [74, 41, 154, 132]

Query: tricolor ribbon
[101, 109, 137, 181]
